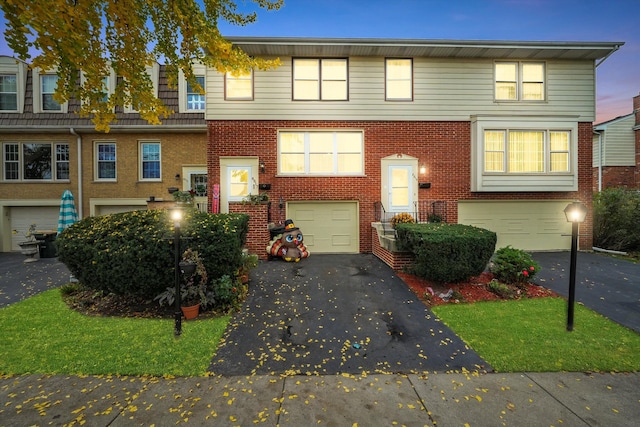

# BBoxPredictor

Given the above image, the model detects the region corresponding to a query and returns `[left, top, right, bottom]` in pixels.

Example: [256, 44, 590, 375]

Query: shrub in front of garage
[56, 210, 249, 298]
[395, 223, 497, 283]
[489, 246, 540, 289]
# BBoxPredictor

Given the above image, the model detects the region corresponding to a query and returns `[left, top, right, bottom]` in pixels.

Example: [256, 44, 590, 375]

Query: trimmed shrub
[593, 187, 640, 252]
[56, 210, 249, 298]
[489, 246, 540, 288]
[395, 223, 497, 283]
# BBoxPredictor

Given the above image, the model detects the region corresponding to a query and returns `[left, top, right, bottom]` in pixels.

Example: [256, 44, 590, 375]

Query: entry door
[388, 165, 413, 213]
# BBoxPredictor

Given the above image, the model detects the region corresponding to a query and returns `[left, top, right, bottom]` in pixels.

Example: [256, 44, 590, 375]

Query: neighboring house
[592, 93, 640, 191]
[206, 37, 623, 253]
[0, 56, 207, 252]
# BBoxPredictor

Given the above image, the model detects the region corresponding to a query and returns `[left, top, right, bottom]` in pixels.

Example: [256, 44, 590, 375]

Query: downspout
[594, 130, 603, 192]
[69, 128, 83, 218]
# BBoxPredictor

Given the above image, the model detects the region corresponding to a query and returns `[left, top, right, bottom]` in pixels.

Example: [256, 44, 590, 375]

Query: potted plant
[237, 252, 259, 284]
[155, 248, 209, 319]
[15, 223, 41, 262]
[172, 190, 195, 206]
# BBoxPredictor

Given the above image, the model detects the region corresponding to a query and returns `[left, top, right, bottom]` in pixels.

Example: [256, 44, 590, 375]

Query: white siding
[206, 57, 596, 122]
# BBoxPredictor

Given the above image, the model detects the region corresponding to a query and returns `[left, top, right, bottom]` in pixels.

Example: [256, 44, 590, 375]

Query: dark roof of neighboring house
[228, 37, 624, 61]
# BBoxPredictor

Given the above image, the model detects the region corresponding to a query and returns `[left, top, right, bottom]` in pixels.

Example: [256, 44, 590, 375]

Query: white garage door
[10, 206, 59, 250]
[458, 201, 573, 251]
[287, 201, 359, 253]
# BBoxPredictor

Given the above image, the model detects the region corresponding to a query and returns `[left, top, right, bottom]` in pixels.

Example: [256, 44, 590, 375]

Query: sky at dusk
[1, 0, 638, 123]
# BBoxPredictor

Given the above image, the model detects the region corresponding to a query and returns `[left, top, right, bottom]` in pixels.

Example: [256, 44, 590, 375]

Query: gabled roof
[228, 37, 623, 61]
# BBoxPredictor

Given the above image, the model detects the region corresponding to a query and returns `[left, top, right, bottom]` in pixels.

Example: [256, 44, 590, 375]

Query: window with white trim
[278, 131, 363, 175]
[483, 129, 570, 173]
[186, 76, 205, 110]
[3, 142, 70, 181]
[41, 74, 62, 111]
[293, 58, 348, 101]
[95, 142, 116, 180]
[140, 141, 161, 180]
[0, 74, 17, 111]
[385, 58, 412, 100]
[495, 62, 545, 101]
[225, 70, 253, 100]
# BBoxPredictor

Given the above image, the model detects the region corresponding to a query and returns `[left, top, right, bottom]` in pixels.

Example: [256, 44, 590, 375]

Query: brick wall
[371, 228, 415, 270]
[229, 202, 270, 260]
[209, 120, 594, 252]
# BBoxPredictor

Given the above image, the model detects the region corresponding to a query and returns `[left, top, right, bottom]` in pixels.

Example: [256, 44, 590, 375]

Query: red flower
[529, 266, 535, 271]
[522, 270, 529, 277]
[231, 287, 237, 293]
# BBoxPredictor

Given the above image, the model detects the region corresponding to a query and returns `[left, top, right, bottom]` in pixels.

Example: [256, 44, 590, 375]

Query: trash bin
[34, 231, 57, 258]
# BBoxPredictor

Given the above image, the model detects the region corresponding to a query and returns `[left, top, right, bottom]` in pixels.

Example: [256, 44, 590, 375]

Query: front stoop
[371, 222, 414, 270]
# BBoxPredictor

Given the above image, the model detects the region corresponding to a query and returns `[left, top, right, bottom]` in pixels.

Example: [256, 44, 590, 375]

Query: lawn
[432, 297, 640, 372]
[0, 289, 230, 376]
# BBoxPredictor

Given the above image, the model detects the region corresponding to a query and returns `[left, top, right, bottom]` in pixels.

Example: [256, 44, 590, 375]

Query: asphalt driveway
[209, 254, 491, 376]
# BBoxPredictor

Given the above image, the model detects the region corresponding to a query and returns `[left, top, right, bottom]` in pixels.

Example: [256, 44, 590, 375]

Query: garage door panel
[458, 201, 571, 251]
[288, 202, 358, 253]
[10, 206, 59, 250]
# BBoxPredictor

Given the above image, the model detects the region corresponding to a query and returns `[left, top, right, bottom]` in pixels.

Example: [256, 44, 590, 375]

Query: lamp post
[563, 201, 588, 331]
[171, 207, 183, 336]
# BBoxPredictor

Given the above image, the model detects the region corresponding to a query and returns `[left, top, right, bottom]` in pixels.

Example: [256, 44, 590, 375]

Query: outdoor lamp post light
[563, 201, 588, 331]
[171, 207, 184, 336]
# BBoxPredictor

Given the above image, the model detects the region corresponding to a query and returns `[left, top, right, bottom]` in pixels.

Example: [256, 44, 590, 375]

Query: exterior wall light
[563, 201, 587, 331]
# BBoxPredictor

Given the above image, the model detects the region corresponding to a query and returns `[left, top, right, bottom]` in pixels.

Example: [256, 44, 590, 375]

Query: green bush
[56, 210, 249, 299]
[489, 246, 540, 288]
[593, 187, 640, 252]
[395, 223, 497, 283]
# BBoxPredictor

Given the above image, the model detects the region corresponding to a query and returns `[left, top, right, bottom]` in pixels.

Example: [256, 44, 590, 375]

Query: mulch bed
[397, 271, 558, 306]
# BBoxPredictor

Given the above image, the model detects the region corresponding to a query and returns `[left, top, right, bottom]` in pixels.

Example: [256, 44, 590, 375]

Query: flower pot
[181, 303, 200, 320]
[18, 241, 40, 263]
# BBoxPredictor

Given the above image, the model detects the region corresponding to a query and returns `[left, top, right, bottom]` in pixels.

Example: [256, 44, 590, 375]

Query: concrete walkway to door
[209, 254, 490, 375]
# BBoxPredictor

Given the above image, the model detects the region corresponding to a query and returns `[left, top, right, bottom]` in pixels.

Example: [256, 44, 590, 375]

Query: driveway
[532, 251, 640, 333]
[209, 254, 491, 376]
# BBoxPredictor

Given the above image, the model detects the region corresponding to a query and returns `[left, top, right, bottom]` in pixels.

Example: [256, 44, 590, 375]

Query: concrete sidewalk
[1, 371, 638, 426]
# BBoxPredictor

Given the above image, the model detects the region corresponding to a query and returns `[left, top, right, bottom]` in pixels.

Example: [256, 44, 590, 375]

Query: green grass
[0, 289, 230, 376]
[432, 297, 640, 372]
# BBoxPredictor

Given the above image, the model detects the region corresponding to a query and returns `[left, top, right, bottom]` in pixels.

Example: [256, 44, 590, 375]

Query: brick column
[229, 203, 270, 260]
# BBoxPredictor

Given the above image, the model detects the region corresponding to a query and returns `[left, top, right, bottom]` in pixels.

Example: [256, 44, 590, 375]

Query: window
[140, 142, 161, 180]
[278, 131, 363, 175]
[225, 70, 253, 100]
[483, 129, 570, 173]
[96, 142, 116, 180]
[228, 167, 251, 201]
[0, 74, 17, 111]
[3, 142, 70, 181]
[293, 58, 348, 100]
[386, 59, 412, 100]
[41, 74, 62, 111]
[186, 76, 205, 110]
[495, 62, 545, 101]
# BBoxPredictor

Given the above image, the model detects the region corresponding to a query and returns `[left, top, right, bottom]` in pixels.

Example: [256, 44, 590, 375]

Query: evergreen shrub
[395, 223, 497, 283]
[489, 246, 540, 288]
[56, 210, 249, 298]
[593, 187, 640, 252]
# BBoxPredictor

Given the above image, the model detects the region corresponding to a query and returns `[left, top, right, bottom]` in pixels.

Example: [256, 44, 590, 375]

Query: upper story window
[186, 76, 206, 110]
[32, 69, 68, 113]
[3, 142, 70, 181]
[225, 70, 253, 100]
[178, 63, 206, 113]
[278, 131, 363, 175]
[292, 58, 348, 101]
[483, 129, 570, 173]
[385, 58, 413, 101]
[495, 62, 545, 101]
[140, 141, 161, 180]
[125, 62, 159, 113]
[81, 69, 116, 108]
[0, 74, 17, 111]
[95, 142, 116, 180]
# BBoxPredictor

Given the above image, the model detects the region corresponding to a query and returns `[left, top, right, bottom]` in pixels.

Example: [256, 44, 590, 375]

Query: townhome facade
[0, 56, 207, 252]
[206, 37, 623, 253]
[592, 93, 640, 191]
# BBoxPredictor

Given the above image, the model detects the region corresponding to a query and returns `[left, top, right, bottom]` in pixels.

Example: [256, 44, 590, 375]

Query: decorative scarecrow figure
[266, 219, 310, 262]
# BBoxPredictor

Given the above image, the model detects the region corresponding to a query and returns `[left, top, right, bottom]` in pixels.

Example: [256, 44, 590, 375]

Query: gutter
[594, 129, 604, 192]
[596, 43, 621, 67]
[69, 128, 83, 218]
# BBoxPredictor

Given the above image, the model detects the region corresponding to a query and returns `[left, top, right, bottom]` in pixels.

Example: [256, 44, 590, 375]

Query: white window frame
[139, 141, 161, 181]
[225, 69, 254, 100]
[494, 61, 546, 101]
[124, 62, 160, 113]
[277, 130, 364, 176]
[292, 58, 348, 101]
[0, 57, 27, 113]
[3, 141, 70, 181]
[95, 141, 117, 181]
[178, 63, 206, 112]
[0, 74, 18, 112]
[80, 67, 117, 109]
[385, 58, 413, 101]
[32, 68, 68, 113]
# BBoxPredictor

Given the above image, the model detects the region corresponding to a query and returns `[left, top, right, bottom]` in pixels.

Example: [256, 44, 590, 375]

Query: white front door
[388, 165, 413, 213]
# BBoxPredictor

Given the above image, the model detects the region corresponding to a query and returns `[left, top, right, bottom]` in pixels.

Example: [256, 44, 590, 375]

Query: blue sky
[2, 0, 637, 123]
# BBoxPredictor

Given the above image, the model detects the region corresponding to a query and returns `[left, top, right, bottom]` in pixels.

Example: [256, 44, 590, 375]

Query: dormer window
[32, 68, 68, 113]
[0, 74, 17, 111]
[0, 56, 27, 113]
